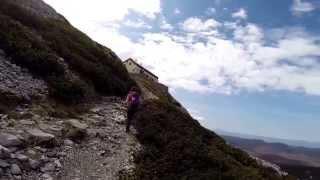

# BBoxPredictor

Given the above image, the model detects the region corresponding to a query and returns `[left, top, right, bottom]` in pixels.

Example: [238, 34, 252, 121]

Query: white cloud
[43, 0, 160, 61]
[234, 23, 264, 43]
[44, 0, 161, 22]
[232, 8, 248, 19]
[128, 26, 320, 96]
[160, 18, 174, 31]
[44, 0, 320, 96]
[123, 19, 152, 29]
[43, 0, 161, 35]
[291, 0, 315, 15]
[206, 7, 216, 15]
[174, 8, 181, 15]
[182, 17, 221, 32]
[224, 21, 238, 29]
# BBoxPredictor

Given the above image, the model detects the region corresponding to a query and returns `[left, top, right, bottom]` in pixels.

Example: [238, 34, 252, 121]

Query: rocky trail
[0, 97, 140, 180]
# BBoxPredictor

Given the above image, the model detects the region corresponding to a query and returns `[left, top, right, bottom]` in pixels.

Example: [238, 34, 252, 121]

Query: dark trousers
[126, 104, 138, 132]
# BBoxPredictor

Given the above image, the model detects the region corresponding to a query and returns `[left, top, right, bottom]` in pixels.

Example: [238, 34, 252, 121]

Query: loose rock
[34, 146, 47, 153]
[29, 159, 40, 170]
[26, 149, 37, 156]
[0, 145, 11, 158]
[47, 151, 57, 158]
[63, 119, 88, 139]
[0, 167, 3, 176]
[41, 162, 56, 172]
[16, 154, 29, 162]
[63, 139, 74, 146]
[54, 159, 62, 168]
[25, 129, 55, 145]
[19, 120, 35, 126]
[0, 133, 22, 147]
[41, 173, 53, 180]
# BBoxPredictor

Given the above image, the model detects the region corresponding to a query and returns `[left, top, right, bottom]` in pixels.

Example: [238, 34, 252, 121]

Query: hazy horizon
[215, 128, 320, 148]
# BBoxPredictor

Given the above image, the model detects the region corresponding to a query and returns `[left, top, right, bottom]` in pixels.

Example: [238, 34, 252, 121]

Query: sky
[44, 0, 320, 142]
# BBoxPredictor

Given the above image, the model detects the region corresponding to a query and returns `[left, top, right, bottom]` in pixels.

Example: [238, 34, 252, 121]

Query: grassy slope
[133, 100, 296, 180]
[0, 0, 135, 103]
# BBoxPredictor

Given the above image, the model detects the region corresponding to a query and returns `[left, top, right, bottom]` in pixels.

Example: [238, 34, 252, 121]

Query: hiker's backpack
[130, 93, 140, 106]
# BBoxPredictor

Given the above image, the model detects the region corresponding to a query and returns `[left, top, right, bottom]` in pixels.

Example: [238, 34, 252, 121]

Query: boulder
[40, 162, 56, 172]
[10, 164, 22, 175]
[0, 133, 22, 147]
[0, 167, 3, 176]
[54, 159, 62, 168]
[25, 129, 55, 146]
[29, 159, 40, 170]
[0, 159, 10, 168]
[90, 107, 103, 114]
[40, 155, 50, 163]
[46, 151, 56, 158]
[13, 175, 22, 180]
[34, 146, 47, 153]
[19, 120, 35, 126]
[15, 154, 29, 162]
[0, 145, 11, 158]
[66, 119, 88, 130]
[26, 149, 36, 156]
[41, 173, 53, 180]
[63, 119, 88, 139]
[49, 125, 63, 133]
[63, 139, 74, 146]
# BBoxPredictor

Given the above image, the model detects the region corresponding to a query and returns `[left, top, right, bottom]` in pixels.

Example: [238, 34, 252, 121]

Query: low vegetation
[132, 75, 181, 107]
[133, 100, 296, 180]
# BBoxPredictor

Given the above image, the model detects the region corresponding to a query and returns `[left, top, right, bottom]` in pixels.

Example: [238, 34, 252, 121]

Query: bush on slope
[133, 100, 296, 180]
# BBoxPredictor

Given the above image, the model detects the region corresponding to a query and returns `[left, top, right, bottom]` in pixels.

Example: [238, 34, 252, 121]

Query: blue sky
[45, 0, 320, 142]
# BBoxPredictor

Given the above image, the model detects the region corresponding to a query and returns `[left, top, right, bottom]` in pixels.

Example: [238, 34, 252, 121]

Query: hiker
[125, 86, 141, 132]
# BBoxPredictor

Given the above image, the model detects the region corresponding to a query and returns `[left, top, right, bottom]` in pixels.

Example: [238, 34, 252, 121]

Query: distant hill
[222, 135, 320, 180]
[216, 129, 320, 149]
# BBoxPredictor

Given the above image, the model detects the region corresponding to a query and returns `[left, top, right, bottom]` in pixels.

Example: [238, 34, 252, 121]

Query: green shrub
[0, 0, 137, 103]
[0, 13, 85, 103]
[0, 14, 64, 77]
[49, 76, 88, 103]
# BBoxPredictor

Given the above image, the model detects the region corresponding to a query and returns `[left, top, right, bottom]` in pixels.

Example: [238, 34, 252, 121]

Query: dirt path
[55, 99, 140, 180]
[0, 97, 140, 180]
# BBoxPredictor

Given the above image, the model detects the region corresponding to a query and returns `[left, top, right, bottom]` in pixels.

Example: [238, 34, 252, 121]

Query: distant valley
[221, 134, 320, 180]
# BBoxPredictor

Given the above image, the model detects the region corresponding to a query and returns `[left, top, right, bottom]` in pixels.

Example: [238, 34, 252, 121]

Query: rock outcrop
[0, 49, 48, 108]
[252, 156, 289, 176]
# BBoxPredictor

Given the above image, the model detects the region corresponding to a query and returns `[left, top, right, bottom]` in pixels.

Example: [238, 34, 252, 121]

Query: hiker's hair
[130, 86, 139, 92]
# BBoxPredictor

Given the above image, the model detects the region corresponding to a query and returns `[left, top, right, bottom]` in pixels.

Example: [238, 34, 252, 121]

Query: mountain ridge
[0, 0, 296, 179]
[216, 129, 320, 149]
